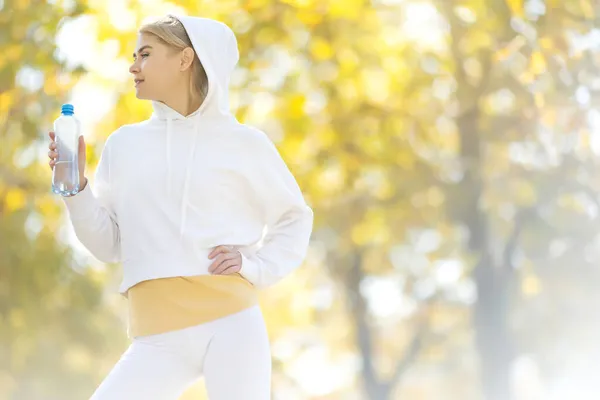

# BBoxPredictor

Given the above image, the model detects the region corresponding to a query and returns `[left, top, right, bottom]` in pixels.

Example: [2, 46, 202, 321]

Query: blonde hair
[139, 15, 209, 101]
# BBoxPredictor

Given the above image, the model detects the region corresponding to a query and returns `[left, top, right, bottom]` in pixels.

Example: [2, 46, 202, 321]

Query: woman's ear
[180, 47, 195, 71]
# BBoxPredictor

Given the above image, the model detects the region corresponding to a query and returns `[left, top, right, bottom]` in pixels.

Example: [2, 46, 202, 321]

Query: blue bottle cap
[61, 103, 74, 115]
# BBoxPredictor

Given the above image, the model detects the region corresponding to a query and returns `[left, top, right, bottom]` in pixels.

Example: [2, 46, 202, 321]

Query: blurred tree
[430, 0, 600, 399]
[0, 1, 127, 399]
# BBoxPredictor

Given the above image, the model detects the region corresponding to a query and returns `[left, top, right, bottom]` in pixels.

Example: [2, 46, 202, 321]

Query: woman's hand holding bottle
[48, 131, 88, 195]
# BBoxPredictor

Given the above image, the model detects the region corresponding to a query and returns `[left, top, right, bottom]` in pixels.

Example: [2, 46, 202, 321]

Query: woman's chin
[135, 90, 158, 101]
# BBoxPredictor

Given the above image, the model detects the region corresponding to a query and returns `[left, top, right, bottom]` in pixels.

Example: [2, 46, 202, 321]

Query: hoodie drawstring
[166, 117, 173, 198]
[165, 116, 199, 240]
[179, 119, 200, 240]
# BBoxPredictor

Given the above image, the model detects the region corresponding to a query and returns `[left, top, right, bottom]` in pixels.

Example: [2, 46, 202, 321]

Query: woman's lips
[134, 79, 144, 87]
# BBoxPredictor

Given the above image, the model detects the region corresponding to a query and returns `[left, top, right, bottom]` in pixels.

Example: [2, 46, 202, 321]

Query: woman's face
[129, 33, 182, 101]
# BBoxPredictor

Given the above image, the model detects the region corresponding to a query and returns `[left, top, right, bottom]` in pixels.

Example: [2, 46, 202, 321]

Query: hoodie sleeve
[61, 136, 121, 264]
[237, 130, 314, 289]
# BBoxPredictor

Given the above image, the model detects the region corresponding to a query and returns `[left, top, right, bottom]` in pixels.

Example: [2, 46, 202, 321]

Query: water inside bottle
[52, 160, 79, 196]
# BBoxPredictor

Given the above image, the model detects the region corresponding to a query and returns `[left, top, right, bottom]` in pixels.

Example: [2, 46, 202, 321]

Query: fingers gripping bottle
[52, 103, 82, 196]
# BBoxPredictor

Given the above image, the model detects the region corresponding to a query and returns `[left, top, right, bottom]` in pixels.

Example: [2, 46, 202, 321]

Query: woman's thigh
[202, 305, 272, 400]
[90, 333, 200, 400]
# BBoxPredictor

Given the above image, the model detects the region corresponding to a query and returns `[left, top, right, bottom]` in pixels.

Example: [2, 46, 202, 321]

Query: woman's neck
[162, 90, 203, 117]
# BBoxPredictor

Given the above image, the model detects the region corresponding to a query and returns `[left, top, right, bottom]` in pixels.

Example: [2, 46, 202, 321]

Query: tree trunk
[345, 249, 424, 399]
[456, 107, 514, 400]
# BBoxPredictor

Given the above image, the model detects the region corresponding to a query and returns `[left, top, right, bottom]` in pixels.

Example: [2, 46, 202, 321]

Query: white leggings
[90, 305, 271, 400]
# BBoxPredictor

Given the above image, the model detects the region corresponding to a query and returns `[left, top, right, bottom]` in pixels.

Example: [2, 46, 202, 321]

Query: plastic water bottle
[52, 104, 81, 196]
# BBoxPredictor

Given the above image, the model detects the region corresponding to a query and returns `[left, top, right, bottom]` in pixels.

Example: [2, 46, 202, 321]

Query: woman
[47, 14, 313, 400]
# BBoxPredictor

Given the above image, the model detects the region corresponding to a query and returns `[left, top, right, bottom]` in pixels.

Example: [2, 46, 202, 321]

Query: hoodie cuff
[61, 180, 97, 221]
[239, 251, 262, 287]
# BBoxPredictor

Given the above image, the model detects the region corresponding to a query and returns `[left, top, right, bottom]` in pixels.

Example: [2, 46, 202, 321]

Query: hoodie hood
[149, 15, 240, 240]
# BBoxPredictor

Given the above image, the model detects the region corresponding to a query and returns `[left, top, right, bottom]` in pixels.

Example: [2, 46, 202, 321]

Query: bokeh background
[2, 0, 600, 399]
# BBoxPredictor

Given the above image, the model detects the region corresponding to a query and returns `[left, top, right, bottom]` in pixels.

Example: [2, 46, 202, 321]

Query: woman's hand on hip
[208, 245, 242, 275]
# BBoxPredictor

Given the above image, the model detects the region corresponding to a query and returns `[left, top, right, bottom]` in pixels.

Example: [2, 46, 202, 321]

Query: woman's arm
[237, 130, 314, 288]
[62, 137, 122, 263]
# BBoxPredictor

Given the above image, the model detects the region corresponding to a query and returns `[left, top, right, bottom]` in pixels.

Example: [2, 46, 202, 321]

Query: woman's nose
[129, 62, 139, 74]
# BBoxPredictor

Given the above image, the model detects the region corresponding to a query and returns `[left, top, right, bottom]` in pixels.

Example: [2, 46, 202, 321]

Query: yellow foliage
[426, 186, 444, 208]
[495, 36, 526, 62]
[44, 77, 61, 97]
[310, 37, 334, 61]
[539, 37, 554, 50]
[317, 126, 336, 148]
[64, 345, 93, 372]
[287, 94, 306, 119]
[580, 0, 595, 19]
[351, 210, 390, 246]
[0, 90, 14, 115]
[280, 0, 315, 7]
[317, 163, 345, 194]
[361, 68, 390, 105]
[396, 149, 415, 170]
[530, 50, 547, 75]
[4, 188, 26, 212]
[297, 9, 323, 26]
[35, 195, 54, 216]
[519, 70, 535, 85]
[14, 0, 30, 10]
[4, 44, 23, 63]
[541, 110, 557, 126]
[522, 273, 542, 297]
[244, 0, 271, 11]
[374, 178, 395, 201]
[290, 291, 315, 324]
[505, 0, 524, 17]
[337, 48, 360, 74]
[328, 0, 364, 19]
[534, 92, 545, 108]
[9, 308, 25, 329]
[514, 179, 537, 206]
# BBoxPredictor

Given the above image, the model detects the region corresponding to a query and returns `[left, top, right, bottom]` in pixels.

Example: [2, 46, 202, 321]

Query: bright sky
[55, 15, 130, 137]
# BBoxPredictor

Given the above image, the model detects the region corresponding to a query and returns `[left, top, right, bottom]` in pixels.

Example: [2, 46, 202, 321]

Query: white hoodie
[62, 15, 314, 295]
